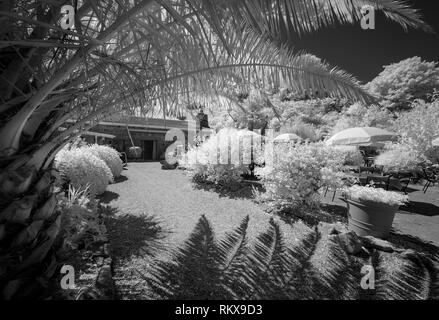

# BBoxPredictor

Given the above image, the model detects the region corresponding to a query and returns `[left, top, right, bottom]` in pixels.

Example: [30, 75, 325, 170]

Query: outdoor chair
[364, 157, 375, 167]
[359, 166, 375, 175]
[324, 186, 337, 202]
[422, 168, 437, 193]
[373, 165, 384, 175]
[120, 152, 128, 167]
[391, 171, 413, 194]
[366, 175, 391, 190]
[360, 150, 372, 167]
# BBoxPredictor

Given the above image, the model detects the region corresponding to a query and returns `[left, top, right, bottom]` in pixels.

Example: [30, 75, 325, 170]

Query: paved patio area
[322, 182, 439, 246]
[101, 162, 311, 298]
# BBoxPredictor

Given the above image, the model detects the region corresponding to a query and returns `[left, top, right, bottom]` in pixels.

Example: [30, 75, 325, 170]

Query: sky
[292, 0, 439, 83]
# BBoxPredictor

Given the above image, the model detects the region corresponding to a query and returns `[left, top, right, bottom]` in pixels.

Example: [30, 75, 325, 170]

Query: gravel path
[101, 162, 310, 299]
[101, 162, 439, 299]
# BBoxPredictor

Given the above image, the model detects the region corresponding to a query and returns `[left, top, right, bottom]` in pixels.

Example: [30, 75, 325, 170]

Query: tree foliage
[392, 95, 439, 158]
[366, 57, 439, 110]
[331, 102, 394, 134]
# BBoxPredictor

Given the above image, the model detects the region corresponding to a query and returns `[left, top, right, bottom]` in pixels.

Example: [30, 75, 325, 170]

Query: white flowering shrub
[84, 144, 123, 178]
[331, 103, 394, 135]
[375, 144, 422, 171]
[342, 185, 409, 206]
[284, 121, 321, 142]
[258, 142, 347, 210]
[365, 57, 439, 110]
[425, 146, 439, 165]
[183, 128, 264, 186]
[392, 96, 439, 158]
[55, 147, 113, 196]
[330, 146, 364, 166]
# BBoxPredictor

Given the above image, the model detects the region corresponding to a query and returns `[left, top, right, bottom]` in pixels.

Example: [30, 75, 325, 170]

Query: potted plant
[342, 186, 409, 239]
[128, 146, 142, 159]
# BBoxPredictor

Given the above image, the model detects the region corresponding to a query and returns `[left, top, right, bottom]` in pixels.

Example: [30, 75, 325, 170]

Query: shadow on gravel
[388, 232, 439, 257]
[98, 191, 120, 204]
[400, 201, 439, 217]
[192, 181, 263, 200]
[114, 175, 129, 183]
[102, 206, 167, 260]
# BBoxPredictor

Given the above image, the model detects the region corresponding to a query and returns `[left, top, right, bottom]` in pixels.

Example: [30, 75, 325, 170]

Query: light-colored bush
[332, 146, 364, 166]
[257, 142, 347, 210]
[375, 144, 422, 171]
[331, 103, 394, 135]
[342, 185, 409, 206]
[84, 144, 123, 178]
[392, 96, 439, 158]
[55, 147, 113, 196]
[365, 57, 439, 110]
[183, 128, 264, 186]
[281, 121, 320, 142]
[425, 146, 439, 165]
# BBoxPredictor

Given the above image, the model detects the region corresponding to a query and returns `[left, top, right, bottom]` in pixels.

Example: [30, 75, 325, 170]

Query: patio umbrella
[238, 129, 264, 141]
[273, 133, 301, 143]
[325, 127, 397, 146]
[238, 129, 261, 137]
[432, 137, 439, 147]
[331, 145, 357, 151]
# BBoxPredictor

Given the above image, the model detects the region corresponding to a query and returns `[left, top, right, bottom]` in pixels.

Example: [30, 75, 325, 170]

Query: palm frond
[384, 251, 437, 300]
[227, 0, 433, 44]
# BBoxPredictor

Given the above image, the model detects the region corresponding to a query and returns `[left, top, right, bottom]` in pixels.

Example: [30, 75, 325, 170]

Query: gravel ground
[101, 162, 311, 299]
[101, 162, 439, 299]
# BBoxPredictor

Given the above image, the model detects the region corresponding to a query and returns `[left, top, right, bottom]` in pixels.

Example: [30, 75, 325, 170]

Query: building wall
[88, 121, 189, 161]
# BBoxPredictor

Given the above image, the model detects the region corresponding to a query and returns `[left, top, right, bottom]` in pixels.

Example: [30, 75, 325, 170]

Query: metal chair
[324, 186, 337, 202]
[360, 150, 372, 166]
[422, 168, 437, 193]
[373, 165, 384, 175]
[391, 171, 412, 194]
[120, 152, 128, 167]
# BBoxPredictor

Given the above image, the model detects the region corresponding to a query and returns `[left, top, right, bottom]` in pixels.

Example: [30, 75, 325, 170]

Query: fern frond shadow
[139, 216, 439, 300]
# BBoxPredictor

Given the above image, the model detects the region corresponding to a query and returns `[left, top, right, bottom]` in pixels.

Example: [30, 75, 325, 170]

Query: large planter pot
[345, 199, 399, 239]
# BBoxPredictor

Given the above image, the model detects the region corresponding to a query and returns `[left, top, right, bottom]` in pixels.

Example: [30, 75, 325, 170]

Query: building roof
[83, 131, 116, 139]
[99, 115, 193, 132]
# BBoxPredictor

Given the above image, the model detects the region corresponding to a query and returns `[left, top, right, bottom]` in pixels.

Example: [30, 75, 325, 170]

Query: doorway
[143, 140, 155, 160]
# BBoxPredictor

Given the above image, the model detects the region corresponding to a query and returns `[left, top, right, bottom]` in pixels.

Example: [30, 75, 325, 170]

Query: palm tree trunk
[0, 155, 61, 299]
[0, 0, 157, 299]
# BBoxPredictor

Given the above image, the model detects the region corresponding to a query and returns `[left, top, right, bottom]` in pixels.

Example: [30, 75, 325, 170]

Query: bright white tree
[366, 57, 439, 110]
